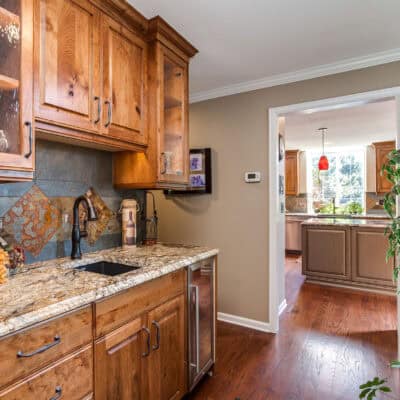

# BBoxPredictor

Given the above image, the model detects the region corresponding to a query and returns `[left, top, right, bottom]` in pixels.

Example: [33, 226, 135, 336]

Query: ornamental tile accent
[3, 186, 61, 256]
[84, 187, 113, 245]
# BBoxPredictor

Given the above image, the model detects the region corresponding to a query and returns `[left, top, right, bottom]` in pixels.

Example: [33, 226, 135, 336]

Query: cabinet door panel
[35, 0, 100, 132]
[102, 17, 147, 145]
[95, 317, 145, 400]
[147, 294, 186, 400]
[351, 227, 395, 288]
[0, 0, 33, 178]
[285, 150, 299, 196]
[375, 141, 395, 194]
[158, 47, 188, 184]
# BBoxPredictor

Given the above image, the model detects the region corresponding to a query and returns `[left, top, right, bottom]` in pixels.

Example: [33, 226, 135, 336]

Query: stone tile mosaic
[85, 187, 113, 245]
[3, 186, 61, 256]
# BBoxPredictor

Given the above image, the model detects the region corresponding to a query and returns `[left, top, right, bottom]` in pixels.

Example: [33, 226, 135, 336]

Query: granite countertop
[0, 244, 219, 338]
[301, 218, 390, 227]
[286, 212, 389, 220]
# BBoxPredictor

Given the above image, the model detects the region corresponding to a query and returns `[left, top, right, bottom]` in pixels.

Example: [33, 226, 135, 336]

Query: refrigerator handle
[190, 284, 200, 374]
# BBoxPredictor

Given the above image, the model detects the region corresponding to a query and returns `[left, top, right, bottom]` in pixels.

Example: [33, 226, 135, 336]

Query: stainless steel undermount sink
[74, 261, 140, 276]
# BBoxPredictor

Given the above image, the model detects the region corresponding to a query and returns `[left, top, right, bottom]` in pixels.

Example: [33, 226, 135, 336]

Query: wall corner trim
[217, 312, 275, 333]
[190, 47, 400, 103]
[278, 299, 287, 316]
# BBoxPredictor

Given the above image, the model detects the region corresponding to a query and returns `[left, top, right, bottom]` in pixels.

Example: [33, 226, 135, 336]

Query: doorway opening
[268, 87, 400, 349]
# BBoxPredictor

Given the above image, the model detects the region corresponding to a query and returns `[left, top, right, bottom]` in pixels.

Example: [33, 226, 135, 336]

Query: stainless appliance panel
[188, 258, 215, 391]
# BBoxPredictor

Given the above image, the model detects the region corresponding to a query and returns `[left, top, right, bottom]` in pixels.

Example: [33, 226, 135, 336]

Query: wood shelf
[0, 6, 20, 29]
[0, 74, 19, 90]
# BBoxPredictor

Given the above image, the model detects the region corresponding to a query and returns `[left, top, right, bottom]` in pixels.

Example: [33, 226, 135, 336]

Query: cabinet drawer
[0, 306, 92, 389]
[0, 345, 93, 400]
[95, 269, 186, 337]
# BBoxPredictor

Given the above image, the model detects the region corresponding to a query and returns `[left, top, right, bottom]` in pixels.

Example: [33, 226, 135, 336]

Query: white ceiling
[285, 99, 397, 150]
[129, 0, 400, 101]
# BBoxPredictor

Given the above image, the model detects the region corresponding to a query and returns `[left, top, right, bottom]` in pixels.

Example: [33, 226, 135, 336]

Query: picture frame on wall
[279, 134, 285, 161]
[164, 148, 212, 195]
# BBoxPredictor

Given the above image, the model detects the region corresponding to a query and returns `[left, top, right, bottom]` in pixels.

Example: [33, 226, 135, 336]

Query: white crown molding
[190, 48, 400, 103]
[217, 312, 274, 333]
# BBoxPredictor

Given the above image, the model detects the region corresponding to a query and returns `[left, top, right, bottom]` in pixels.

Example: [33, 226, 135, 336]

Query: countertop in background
[301, 218, 390, 227]
[0, 244, 219, 338]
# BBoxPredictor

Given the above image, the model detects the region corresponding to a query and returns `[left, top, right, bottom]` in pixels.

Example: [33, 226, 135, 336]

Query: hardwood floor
[186, 255, 399, 400]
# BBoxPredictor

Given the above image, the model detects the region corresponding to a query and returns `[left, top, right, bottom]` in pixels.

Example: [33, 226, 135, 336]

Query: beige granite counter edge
[0, 248, 219, 338]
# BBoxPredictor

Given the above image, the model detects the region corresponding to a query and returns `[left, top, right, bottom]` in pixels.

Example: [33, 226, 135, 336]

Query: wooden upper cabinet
[158, 47, 189, 185]
[374, 140, 395, 194]
[34, 0, 101, 132]
[113, 17, 198, 189]
[0, 0, 34, 182]
[285, 150, 299, 196]
[146, 294, 186, 400]
[101, 16, 147, 145]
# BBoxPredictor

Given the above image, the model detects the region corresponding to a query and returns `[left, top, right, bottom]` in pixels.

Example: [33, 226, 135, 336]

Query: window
[307, 149, 365, 214]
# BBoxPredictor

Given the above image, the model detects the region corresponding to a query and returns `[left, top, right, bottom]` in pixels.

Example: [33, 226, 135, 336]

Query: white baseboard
[217, 312, 274, 333]
[278, 299, 287, 315]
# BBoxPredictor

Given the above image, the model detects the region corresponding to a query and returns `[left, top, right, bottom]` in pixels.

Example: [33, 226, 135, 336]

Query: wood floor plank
[186, 255, 398, 400]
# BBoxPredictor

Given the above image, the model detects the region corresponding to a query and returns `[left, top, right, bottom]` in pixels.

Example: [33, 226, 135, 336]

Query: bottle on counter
[120, 199, 137, 248]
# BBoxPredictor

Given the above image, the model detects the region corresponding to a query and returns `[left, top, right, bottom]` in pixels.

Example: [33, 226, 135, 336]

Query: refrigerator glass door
[189, 260, 214, 389]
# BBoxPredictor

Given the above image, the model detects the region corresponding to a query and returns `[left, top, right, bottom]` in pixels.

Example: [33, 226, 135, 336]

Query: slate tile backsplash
[0, 140, 145, 264]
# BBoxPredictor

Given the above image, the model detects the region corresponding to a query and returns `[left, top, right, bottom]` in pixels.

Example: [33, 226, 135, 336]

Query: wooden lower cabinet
[95, 317, 145, 400]
[146, 294, 186, 400]
[351, 227, 395, 289]
[0, 346, 93, 400]
[302, 225, 351, 281]
[302, 224, 395, 291]
[94, 294, 186, 400]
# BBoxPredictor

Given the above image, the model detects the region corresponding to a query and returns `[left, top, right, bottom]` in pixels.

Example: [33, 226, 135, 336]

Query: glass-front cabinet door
[0, 0, 33, 181]
[158, 47, 189, 185]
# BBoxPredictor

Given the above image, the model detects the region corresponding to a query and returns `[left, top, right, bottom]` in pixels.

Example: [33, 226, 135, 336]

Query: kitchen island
[301, 218, 395, 293]
[0, 244, 218, 399]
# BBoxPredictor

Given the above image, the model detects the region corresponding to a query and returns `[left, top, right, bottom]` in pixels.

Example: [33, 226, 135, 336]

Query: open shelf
[0, 74, 19, 90]
[0, 6, 20, 28]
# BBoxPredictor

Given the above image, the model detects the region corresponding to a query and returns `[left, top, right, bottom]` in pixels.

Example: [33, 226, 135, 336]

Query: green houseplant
[359, 149, 400, 399]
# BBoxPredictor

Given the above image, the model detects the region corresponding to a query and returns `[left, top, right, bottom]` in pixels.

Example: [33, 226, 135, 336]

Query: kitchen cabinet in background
[285, 150, 307, 196]
[0, 0, 34, 182]
[374, 141, 395, 194]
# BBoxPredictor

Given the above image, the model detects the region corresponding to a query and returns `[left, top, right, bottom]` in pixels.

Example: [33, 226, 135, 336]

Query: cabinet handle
[152, 321, 160, 350]
[24, 121, 32, 158]
[104, 100, 112, 128]
[49, 386, 62, 400]
[94, 96, 101, 124]
[142, 327, 151, 357]
[160, 153, 166, 175]
[135, 105, 141, 116]
[17, 335, 61, 358]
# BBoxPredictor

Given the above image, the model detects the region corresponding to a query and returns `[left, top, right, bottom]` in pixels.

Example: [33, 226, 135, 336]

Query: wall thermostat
[245, 172, 261, 183]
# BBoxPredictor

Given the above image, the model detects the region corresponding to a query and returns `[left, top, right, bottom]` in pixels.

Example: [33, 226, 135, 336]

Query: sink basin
[74, 261, 140, 276]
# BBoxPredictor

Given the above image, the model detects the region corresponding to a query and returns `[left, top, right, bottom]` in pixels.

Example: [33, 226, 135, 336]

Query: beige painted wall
[153, 61, 400, 323]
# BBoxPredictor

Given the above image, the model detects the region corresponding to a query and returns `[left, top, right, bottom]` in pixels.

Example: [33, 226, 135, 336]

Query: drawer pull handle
[49, 386, 62, 400]
[152, 320, 160, 351]
[17, 335, 61, 358]
[142, 327, 151, 357]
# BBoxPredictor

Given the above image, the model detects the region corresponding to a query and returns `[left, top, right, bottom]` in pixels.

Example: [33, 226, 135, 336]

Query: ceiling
[284, 99, 397, 151]
[129, 0, 400, 101]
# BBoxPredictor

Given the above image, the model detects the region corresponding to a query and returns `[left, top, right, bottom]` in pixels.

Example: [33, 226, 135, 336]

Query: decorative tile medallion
[3, 186, 61, 256]
[85, 187, 113, 245]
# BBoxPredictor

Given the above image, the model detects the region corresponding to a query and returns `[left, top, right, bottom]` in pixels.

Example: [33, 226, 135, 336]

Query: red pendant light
[318, 128, 329, 171]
